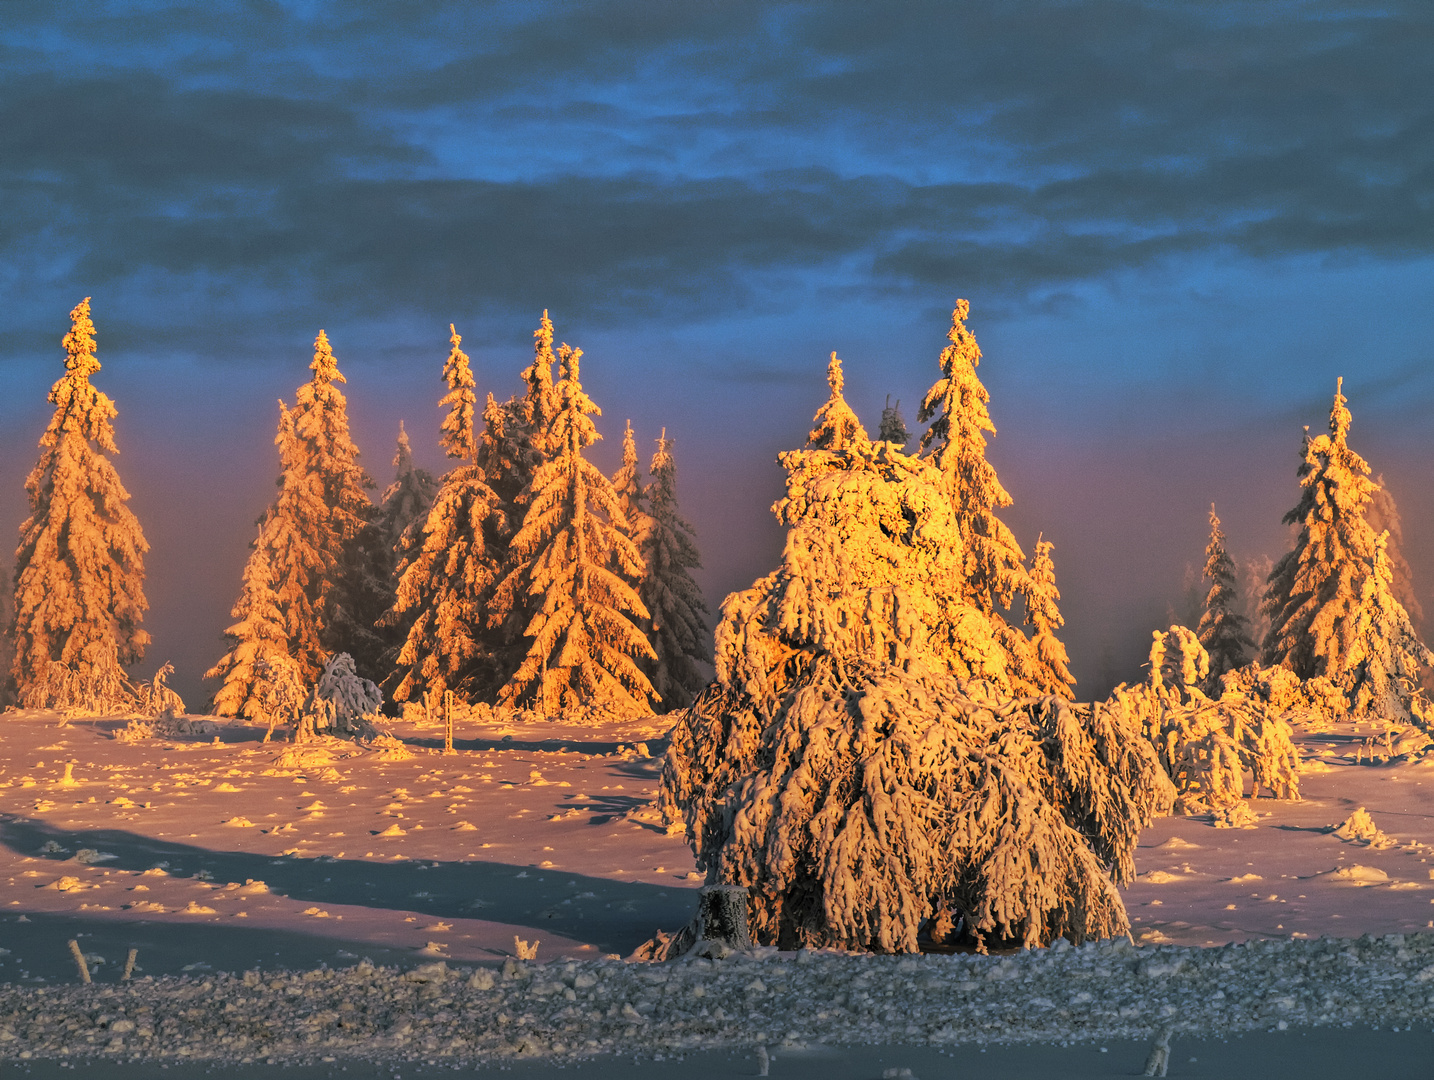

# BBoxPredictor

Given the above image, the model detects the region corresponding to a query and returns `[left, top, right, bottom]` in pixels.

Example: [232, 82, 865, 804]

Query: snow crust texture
[3, 933, 1433, 1066]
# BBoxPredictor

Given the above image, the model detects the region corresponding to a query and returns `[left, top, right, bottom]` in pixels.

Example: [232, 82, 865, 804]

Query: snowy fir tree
[210, 331, 376, 710]
[877, 394, 909, 447]
[1196, 505, 1254, 690]
[386, 325, 506, 704]
[1262, 379, 1431, 721]
[1366, 475, 1423, 632]
[364, 422, 438, 671]
[916, 300, 1069, 696]
[611, 420, 653, 560]
[494, 339, 656, 715]
[204, 527, 290, 721]
[481, 313, 566, 659]
[292, 330, 379, 672]
[1024, 534, 1076, 696]
[662, 431, 1172, 953]
[374, 422, 438, 560]
[10, 298, 149, 710]
[808, 352, 868, 451]
[639, 430, 709, 710]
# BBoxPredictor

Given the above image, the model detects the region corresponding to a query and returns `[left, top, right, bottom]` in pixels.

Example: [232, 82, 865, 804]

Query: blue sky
[3, 1, 1433, 703]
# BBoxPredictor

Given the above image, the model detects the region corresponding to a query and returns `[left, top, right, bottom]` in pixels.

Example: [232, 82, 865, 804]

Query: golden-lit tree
[11, 298, 149, 711]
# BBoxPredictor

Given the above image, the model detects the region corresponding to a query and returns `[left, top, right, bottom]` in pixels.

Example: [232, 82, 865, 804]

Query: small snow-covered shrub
[1124, 628, 1300, 811]
[21, 643, 135, 717]
[134, 662, 185, 717]
[252, 654, 308, 740]
[662, 438, 1172, 952]
[311, 652, 383, 737]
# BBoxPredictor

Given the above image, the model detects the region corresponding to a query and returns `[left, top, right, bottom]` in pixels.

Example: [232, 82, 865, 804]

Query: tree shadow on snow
[0, 815, 697, 960]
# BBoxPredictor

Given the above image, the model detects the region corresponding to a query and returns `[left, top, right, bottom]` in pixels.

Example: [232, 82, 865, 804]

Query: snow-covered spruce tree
[639, 430, 709, 711]
[808, 353, 868, 451]
[11, 298, 148, 711]
[1025, 534, 1076, 696]
[1121, 627, 1300, 811]
[495, 340, 656, 715]
[204, 527, 291, 721]
[482, 313, 565, 666]
[386, 325, 505, 704]
[877, 394, 909, 448]
[367, 422, 439, 677]
[916, 300, 1070, 696]
[1197, 505, 1254, 692]
[611, 420, 654, 562]
[1262, 379, 1432, 722]
[292, 330, 379, 675]
[661, 433, 1172, 952]
[1366, 475, 1423, 632]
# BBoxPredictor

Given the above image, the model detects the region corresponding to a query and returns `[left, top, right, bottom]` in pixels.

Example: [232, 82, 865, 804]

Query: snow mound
[1212, 803, 1259, 829]
[1332, 807, 1397, 848]
[1320, 864, 1390, 886]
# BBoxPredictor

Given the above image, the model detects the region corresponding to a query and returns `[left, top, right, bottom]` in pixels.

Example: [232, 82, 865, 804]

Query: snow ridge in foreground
[2, 932, 1433, 1065]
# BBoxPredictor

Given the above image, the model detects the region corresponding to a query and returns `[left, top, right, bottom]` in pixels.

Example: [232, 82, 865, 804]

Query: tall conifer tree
[293, 331, 377, 670]
[11, 298, 149, 709]
[640, 430, 709, 709]
[496, 338, 656, 714]
[916, 300, 1068, 696]
[387, 326, 505, 703]
[483, 313, 564, 662]
[1263, 379, 1431, 718]
[210, 331, 373, 708]
[1196, 505, 1254, 689]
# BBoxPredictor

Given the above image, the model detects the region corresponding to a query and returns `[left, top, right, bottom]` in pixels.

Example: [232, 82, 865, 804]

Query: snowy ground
[0, 711, 1431, 1076]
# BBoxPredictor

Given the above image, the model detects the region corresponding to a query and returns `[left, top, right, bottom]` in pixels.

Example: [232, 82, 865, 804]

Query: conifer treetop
[393, 420, 416, 474]
[613, 420, 647, 531]
[439, 324, 479, 464]
[808, 352, 869, 452]
[522, 310, 561, 443]
[913, 299, 1035, 637]
[48, 298, 117, 453]
[917, 299, 1007, 514]
[877, 395, 909, 447]
[310, 329, 345, 385]
[61, 297, 100, 382]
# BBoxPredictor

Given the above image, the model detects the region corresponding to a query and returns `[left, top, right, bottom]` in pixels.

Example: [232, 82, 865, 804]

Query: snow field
[0, 931, 1432, 1066]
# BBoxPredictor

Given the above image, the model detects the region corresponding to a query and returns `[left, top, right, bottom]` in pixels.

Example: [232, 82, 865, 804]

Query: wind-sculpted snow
[3, 934, 1433, 1065]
